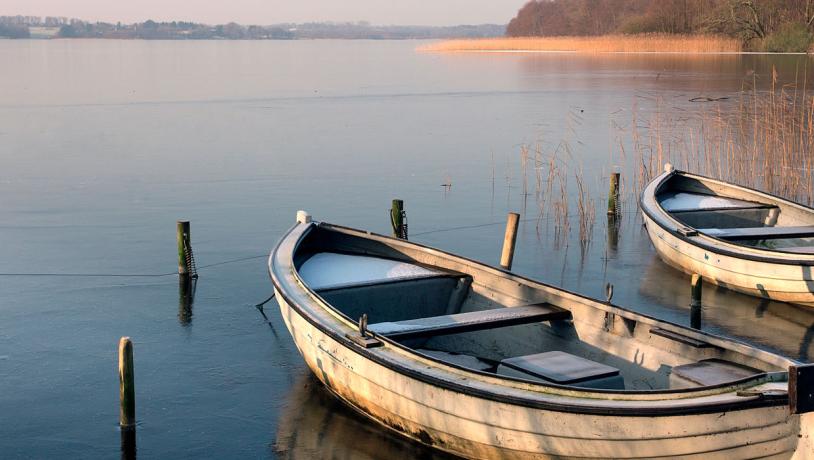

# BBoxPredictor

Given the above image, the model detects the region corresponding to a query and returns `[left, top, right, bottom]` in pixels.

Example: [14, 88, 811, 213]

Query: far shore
[419, 35, 749, 54]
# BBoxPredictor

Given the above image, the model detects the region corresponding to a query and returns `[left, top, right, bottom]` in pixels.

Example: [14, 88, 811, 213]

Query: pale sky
[2, 0, 529, 26]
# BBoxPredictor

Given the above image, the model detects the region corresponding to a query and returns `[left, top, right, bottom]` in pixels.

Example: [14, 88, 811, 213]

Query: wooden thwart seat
[671, 204, 776, 214]
[368, 303, 571, 340]
[698, 226, 814, 241]
[497, 351, 625, 390]
[670, 359, 762, 388]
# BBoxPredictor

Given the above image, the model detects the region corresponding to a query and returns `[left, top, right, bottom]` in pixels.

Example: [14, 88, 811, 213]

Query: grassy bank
[420, 34, 742, 53]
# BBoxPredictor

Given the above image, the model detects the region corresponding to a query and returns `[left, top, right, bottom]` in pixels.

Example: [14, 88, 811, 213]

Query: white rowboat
[641, 164, 814, 307]
[269, 212, 814, 458]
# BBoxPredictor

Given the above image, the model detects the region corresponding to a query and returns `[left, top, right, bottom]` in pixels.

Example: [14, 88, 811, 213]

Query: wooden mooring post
[176, 221, 191, 276]
[118, 337, 136, 429]
[690, 274, 703, 329]
[500, 212, 520, 270]
[607, 172, 620, 216]
[390, 199, 407, 239]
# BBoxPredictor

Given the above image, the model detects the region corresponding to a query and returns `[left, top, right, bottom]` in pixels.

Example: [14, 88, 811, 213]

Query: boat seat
[670, 359, 762, 388]
[698, 226, 814, 241]
[417, 349, 495, 371]
[298, 252, 449, 290]
[659, 192, 772, 212]
[775, 246, 814, 254]
[496, 351, 625, 390]
[367, 304, 571, 340]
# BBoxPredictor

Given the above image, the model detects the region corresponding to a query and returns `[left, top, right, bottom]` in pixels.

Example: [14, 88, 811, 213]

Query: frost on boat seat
[670, 359, 762, 388]
[659, 192, 772, 213]
[698, 226, 814, 241]
[298, 252, 471, 324]
[298, 252, 445, 290]
[496, 351, 625, 390]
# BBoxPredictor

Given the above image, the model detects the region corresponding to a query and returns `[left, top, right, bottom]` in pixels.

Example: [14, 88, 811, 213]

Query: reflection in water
[606, 215, 619, 254]
[178, 276, 196, 326]
[120, 428, 136, 460]
[639, 255, 814, 361]
[517, 53, 814, 94]
[274, 372, 456, 460]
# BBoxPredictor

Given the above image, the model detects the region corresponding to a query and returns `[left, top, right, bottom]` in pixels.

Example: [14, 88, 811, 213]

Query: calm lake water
[2, 39, 814, 458]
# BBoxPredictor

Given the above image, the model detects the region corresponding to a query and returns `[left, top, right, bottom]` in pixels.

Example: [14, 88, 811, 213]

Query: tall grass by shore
[420, 35, 742, 53]
[631, 71, 814, 206]
[504, 68, 814, 251]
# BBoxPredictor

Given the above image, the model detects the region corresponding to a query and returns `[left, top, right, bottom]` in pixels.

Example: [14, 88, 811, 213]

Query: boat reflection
[640, 255, 814, 361]
[274, 371, 455, 460]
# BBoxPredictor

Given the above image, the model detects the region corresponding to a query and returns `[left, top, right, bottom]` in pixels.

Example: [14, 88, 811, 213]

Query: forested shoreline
[0, 16, 502, 40]
[507, 1, 814, 52]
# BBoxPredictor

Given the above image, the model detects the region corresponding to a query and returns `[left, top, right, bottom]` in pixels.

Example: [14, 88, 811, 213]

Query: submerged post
[176, 221, 191, 276]
[118, 337, 135, 429]
[690, 274, 703, 329]
[390, 199, 406, 239]
[607, 172, 620, 216]
[500, 212, 520, 270]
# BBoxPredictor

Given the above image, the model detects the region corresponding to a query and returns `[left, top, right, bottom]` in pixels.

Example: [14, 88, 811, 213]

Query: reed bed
[502, 69, 814, 253]
[420, 35, 741, 54]
[632, 69, 814, 206]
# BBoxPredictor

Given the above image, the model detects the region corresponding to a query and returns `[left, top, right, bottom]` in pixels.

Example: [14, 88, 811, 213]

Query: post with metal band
[176, 221, 191, 276]
[500, 212, 520, 270]
[690, 274, 702, 329]
[391, 199, 406, 239]
[607, 172, 620, 216]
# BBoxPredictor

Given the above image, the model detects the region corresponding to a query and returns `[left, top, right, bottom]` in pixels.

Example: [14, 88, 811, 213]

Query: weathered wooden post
[690, 274, 702, 329]
[500, 212, 520, 270]
[176, 221, 191, 276]
[118, 337, 135, 429]
[390, 199, 406, 239]
[607, 172, 620, 216]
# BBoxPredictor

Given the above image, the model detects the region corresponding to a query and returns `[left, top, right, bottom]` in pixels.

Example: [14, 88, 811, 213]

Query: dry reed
[501, 69, 814, 253]
[630, 67, 814, 206]
[575, 170, 596, 253]
[420, 34, 741, 54]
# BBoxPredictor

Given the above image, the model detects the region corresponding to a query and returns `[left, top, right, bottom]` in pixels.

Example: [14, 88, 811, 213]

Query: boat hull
[639, 168, 814, 307]
[277, 292, 803, 459]
[643, 213, 814, 307]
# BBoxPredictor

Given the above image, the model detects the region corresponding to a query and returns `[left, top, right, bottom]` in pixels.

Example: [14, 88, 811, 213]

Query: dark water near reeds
[2, 40, 814, 458]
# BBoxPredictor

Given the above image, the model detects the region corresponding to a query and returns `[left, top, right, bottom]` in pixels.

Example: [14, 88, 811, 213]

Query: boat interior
[292, 225, 788, 393]
[657, 173, 814, 253]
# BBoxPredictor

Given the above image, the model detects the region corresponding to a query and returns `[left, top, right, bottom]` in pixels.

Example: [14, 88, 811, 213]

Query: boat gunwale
[269, 220, 795, 416]
[640, 169, 814, 265]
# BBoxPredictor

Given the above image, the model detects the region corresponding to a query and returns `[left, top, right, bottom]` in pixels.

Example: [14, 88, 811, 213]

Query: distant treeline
[507, 0, 814, 51]
[0, 16, 504, 40]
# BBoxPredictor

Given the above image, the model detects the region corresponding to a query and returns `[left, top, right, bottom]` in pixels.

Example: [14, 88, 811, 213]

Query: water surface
[2, 40, 813, 458]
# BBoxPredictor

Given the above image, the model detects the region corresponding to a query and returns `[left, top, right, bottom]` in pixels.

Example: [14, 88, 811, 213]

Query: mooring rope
[0, 254, 267, 278]
[0, 211, 643, 279]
